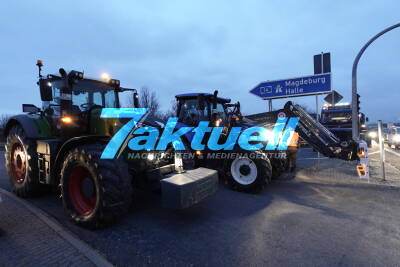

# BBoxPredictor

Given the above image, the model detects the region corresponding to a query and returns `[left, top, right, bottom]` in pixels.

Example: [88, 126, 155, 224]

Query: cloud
[0, 0, 399, 122]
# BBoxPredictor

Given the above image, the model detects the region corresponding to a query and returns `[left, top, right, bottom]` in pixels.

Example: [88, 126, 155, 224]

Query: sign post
[249, 53, 332, 172]
[314, 52, 331, 169]
[378, 120, 386, 181]
[316, 94, 320, 169]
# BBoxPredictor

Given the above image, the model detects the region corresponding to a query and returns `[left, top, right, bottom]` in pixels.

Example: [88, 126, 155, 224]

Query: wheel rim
[230, 157, 258, 185]
[68, 165, 97, 215]
[10, 142, 27, 184]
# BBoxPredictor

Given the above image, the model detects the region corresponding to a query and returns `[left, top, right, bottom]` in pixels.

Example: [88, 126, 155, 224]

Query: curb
[0, 188, 113, 267]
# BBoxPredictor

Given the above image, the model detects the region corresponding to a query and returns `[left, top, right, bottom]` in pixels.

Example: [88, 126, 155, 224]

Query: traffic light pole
[352, 23, 400, 141]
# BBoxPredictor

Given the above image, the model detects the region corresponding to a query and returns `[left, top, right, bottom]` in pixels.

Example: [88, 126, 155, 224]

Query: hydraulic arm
[250, 101, 359, 161]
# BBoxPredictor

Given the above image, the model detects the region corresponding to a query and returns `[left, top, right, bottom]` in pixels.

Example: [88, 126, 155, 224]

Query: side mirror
[366, 117, 369, 122]
[39, 79, 53, 101]
[133, 92, 139, 108]
[23, 104, 40, 113]
[197, 94, 205, 110]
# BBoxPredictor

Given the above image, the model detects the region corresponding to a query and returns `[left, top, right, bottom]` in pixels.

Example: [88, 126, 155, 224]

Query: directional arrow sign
[250, 73, 331, 100]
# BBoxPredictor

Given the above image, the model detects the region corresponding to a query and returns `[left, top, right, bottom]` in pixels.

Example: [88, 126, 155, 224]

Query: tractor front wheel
[60, 144, 132, 228]
[226, 152, 272, 193]
[5, 125, 42, 197]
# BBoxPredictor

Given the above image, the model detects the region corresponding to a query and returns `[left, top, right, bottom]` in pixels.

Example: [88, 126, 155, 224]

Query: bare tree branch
[126, 87, 162, 120]
[160, 99, 178, 122]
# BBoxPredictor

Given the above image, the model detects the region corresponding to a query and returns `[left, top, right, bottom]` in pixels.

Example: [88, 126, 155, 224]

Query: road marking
[385, 148, 400, 157]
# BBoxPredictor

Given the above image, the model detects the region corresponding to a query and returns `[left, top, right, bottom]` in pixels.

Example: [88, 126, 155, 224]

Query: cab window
[179, 99, 209, 124]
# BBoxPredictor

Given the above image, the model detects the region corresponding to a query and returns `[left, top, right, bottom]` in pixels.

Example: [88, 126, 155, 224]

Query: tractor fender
[52, 135, 111, 184]
[4, 115, 40, 139]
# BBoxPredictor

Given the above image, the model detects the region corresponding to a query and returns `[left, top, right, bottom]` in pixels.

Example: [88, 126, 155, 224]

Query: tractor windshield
[43, 79, 119, 115]
[179, 99, 209, 124]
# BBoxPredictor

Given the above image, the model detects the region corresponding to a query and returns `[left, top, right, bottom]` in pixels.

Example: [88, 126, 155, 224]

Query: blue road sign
[250, 73, 331, 99]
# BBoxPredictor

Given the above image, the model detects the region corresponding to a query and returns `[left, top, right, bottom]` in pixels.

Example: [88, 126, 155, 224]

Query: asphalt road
[1, 149, 400, 266]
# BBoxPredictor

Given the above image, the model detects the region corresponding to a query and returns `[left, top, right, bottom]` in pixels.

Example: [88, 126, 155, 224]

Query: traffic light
[356, 93, 361, 113]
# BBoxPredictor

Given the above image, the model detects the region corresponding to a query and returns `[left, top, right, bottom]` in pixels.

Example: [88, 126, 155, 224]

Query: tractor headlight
[368, 131, 377, 138]
[101, 72, 110, 81]
[394, 135, 400, 142]
[147, 153, 155, 161]
[61, 116, 73, 124]
[262, 129, 273, 141]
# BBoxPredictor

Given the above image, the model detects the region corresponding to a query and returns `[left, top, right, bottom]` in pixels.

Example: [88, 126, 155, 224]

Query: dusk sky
[1, 1, 399, 122]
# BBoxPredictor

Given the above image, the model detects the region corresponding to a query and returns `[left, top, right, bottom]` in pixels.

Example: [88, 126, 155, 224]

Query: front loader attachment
[248, 101, 359, 161]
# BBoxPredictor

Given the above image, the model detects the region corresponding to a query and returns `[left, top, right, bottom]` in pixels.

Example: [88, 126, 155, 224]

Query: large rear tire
[226, 152, 272, 193]
[60, 144, 132, 228]
[5, 125, 42, 197]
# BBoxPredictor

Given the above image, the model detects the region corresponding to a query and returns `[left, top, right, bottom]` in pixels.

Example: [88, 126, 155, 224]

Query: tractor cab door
[71, 88, 118, 136]
[41, 80, 63, 135]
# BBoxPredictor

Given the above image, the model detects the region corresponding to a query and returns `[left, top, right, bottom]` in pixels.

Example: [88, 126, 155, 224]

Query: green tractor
[4, 61, 218, 228]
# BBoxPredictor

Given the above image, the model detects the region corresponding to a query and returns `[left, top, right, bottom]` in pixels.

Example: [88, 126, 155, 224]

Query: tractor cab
[29, 61, 139, 137]
[175, 91, 231, 126]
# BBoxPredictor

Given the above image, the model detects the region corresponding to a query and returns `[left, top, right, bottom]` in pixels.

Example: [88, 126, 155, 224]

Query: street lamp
[352, 23, 400, 140]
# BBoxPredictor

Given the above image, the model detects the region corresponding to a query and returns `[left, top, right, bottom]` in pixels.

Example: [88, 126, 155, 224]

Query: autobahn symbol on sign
[250, 73, 332, 100]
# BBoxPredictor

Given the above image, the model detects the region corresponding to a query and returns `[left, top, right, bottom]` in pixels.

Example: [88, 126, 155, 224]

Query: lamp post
[352, 23, 400, 140]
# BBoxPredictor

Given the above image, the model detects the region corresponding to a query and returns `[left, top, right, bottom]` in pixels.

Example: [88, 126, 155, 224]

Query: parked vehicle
[174, 91, 276, 193]
[388, 127, 400, 148]
[320, 102, 371, 147]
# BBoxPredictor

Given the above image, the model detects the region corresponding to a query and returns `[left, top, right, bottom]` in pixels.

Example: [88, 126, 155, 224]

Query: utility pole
[352, 23, 400, 140]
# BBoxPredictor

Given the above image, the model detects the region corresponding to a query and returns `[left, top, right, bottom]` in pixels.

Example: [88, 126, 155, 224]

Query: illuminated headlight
[262, 129, 273, 141]
[368, 131, 377, 138]
[147, 153, 155, 161]
[60, 116, 73, 124]
[394, 135, 400, 142]
[361, 124, 366, 128]
[101, 72, 110, 81]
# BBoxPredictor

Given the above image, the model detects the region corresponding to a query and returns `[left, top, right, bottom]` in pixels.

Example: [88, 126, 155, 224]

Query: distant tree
[126, 87, 162, 121]
[0, 114, 11, 130]
[160, 99, 178, 122]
